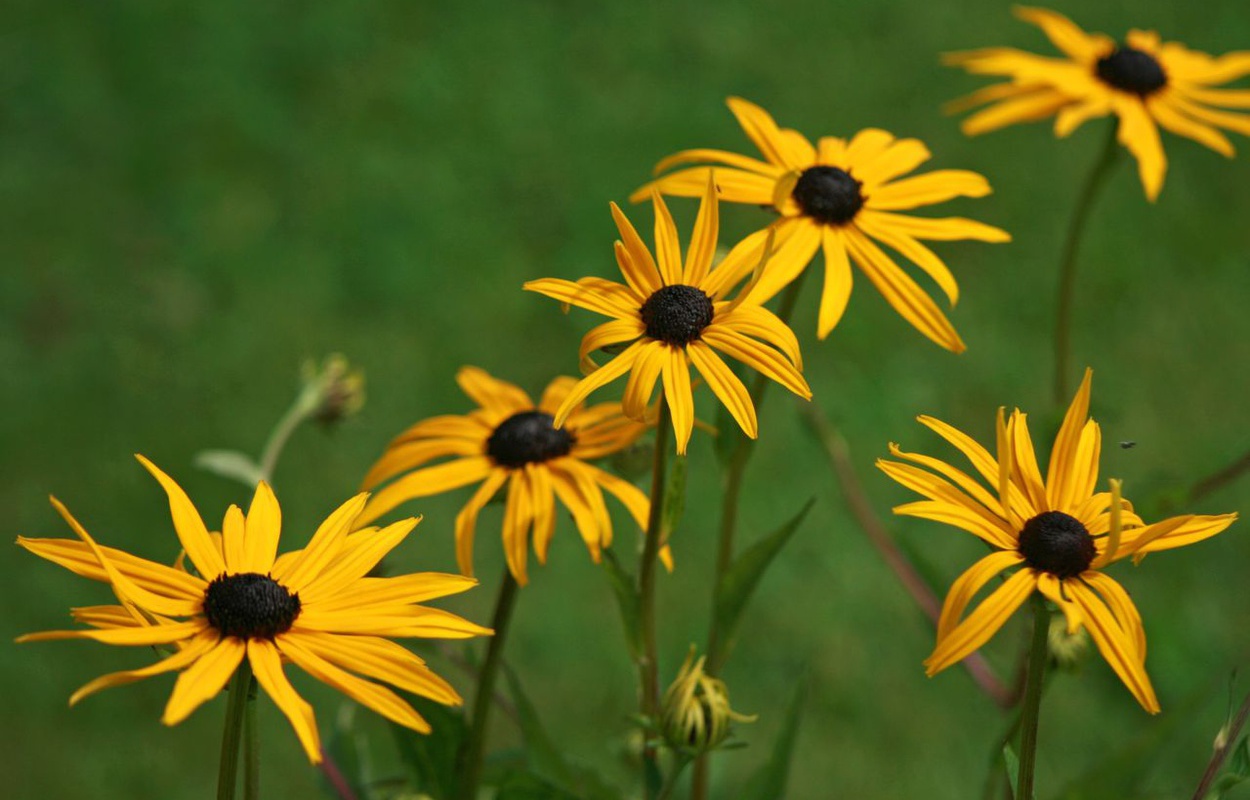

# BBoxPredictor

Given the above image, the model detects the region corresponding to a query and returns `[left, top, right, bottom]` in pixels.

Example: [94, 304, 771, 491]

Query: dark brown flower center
[792, 166, 865, 225]
[1018, 511, 1096, 579]
[641, 284, 714, 345]
[486, 410, 574, 468]
[1095, 47, 1167, 96]
[203, 572, 301, 639]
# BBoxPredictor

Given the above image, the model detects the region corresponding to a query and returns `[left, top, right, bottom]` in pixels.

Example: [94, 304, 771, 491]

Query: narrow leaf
[391, 697, 468, 799]
[504, 665, 621, 800]
[193, 449, 264, 488]
[661, 453, 687, 542]
[1002, 743, 1020, 799]
[743, 673, 808, 800]
[601, 549, 643, 659]
[712, 499, 815, 666]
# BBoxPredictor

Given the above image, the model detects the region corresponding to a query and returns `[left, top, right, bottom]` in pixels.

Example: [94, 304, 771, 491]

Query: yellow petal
[453, 469, 508, 578]
[502, 471, 533, 585]
[816, 227, 853, 339]
[553, 343, 645, 428]
[621, 341, 667, 422]
[925, 568, 1035, 675]
[651, 190, 684, 286]
[456, 366, 533, 413]
[1112, 96, 1167, 201]
[1066, 580, 1159, 713]
[300, 517, 420, 603]
[688, 341, 757, 439]
[162, 636, 246, 726]
[136, 455, 226, 580]
[523, 277, 640, 320]
[221, 504, 247, 575]
[70, 628, 219, 706]
[290, 631, 462, 706]
[936, 550, 1024, 639]
[278, 636, 431, 733]
[242, 481, 282, 574]
[661, 346, 695, 455]
[726, 96, 811, 170]
[360, 438, 484, 492]
[272, 493, 368, 592]
[249, 639, 322, 762]
[1046, 368, 1093, 508]
[700, 327, 811, 399]
[358, 456, 494, 527]
[309, 572, 480, 613]
[684, 173, 721, 286]
[866, 170, 993, 212]
[579, 318, 645, 373]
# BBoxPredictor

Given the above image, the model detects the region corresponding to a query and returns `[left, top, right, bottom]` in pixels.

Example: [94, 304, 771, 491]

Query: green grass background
[5, 0, 1250, 797]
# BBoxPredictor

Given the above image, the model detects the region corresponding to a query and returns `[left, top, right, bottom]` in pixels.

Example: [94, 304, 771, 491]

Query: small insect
[1119, 441, 1137, 449]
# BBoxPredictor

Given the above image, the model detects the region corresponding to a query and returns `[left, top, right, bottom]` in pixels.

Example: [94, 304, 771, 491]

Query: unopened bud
[660, 647, 755, 754]
[301, 354, 365, 427]
[1047, 615, 1090, 670]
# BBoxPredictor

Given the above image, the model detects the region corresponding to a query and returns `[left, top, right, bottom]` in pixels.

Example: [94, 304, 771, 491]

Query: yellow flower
[945, 6, 1250, 201]
[17, 456, 488, 762]
[631, 97, 1009, 352]
[525, 175, 811, 454]
[877, 370, 1236, 712]
[357, 367, 651, 585]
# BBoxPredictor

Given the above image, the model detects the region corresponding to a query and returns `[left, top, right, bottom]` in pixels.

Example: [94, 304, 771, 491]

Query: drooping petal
[579, 318, 646, 374]
[290, 632, 462, 706]
[502, 470, 534, 585]
[714, 303, 804, 370]
[700, 327, 811, 399]
[843, 228, 966, 353]
[454, 469, 509, 578]
[523, 277, 640, 320]
[69, 628, 220, 706]
[162, 636, 246, 725]
[925, 568, 1035, 675]
[854, 215, 960, 306]
[661, 346, 695, 454]
[554, 342, 646, 428]
[688, 342, 757, 439]
[528, 464, 556, 564]
[621, 341, 668, 422]
[1112, 96, 1167, 201]
[817, 227, 853, 339]
[1066, 580, 1160, 713]
[278, 636, 431, 733]
[248, 639, 322, 762]
[935, 550, 1025, 639]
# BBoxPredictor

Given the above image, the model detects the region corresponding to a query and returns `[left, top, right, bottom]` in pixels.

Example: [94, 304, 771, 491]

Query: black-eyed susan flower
[525, 176, 811, 454]
[356, 367, 651, 585]
[17, 456, 487, 762]
[631, 98, 1009, 352]
[877, 369, 1236, 712]
[945, 6, 1250, 201]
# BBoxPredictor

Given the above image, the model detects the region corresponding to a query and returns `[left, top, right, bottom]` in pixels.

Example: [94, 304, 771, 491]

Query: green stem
[693, 271, 807, 800]
[257, 396, 315, 483]
[639, 401, 673, 799]
[456, 570, 520, 800]
[243, 674, 260, 800]
[657, 756, 694, 800]
[705, 271, 807, 672]
[1016, 597, 1050, 800]
[1053, 123, 1120, 405]
[217, 662, 255, 800]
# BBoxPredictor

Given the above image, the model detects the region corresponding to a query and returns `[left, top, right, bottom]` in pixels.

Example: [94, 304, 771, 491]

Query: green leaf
[193, 449, 263, 488]
[320, 703, 371, 800]
[661, 453, 687, 542]
[504, 665, 622, 800]
[1002, 743, 1020, 800]
[601, 549, 642, 659]
[391, 697, 468, 799]
[711, 499, 815, 666]
[742, 673, 808, 800]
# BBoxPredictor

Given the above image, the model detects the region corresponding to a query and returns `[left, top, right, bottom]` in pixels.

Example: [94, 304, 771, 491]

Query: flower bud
[300, 354, 365, 427]
[1047, 614, 1090, 670]
[660, 647, 754, 754]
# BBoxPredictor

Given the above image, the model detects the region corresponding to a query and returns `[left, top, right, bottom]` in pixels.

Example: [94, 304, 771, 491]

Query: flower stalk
[1053, 123, 1120, 404]
[639, 399, 673, 798]
[1015, 596, 1050, 800]
[218, 661, 255, 800]
[457, 570, 520, 800]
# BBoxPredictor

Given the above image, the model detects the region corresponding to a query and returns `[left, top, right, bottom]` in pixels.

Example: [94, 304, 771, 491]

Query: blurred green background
[5, 0, 1250, 797]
